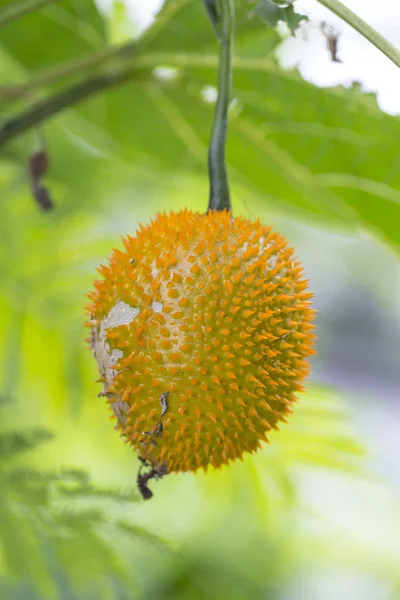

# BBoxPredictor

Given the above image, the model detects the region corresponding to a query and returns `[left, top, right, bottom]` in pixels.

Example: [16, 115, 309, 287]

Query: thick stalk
[206, 0, 234, 213]
[316, 0, 400, 68]
[0, 68, 141, 149]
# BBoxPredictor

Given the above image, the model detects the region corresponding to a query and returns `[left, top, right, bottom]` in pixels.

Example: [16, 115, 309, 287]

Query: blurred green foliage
[0, 0, 399, 598]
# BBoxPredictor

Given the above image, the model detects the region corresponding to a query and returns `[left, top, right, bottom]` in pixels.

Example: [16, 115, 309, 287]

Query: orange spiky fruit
[86, 210, 315, 474]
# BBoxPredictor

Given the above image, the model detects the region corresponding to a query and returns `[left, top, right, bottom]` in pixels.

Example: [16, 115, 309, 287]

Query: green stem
[206, 0, 234, 213]
[0, 0, 58, 28]
[316, 0, 400, 68]
[0, 41, 137, 100]
[0, 67, 142, 148]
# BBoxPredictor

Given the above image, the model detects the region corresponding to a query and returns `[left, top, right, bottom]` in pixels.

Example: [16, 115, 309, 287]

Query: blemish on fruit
[104, 301, 140, 329]
[151, 301, 163, 313]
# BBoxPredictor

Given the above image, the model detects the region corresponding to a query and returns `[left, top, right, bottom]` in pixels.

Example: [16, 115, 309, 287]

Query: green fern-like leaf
[0, 428, 53, 461]
[0, 398, 170, 598]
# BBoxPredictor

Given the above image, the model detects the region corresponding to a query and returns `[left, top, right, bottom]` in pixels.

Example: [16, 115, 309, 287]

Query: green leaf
[0, 428, 53, 461]
[0, 0, 106, 74]
[0, 438, 167, 596]
[0, 0, 399, 255]
[253, 0, 307, 35]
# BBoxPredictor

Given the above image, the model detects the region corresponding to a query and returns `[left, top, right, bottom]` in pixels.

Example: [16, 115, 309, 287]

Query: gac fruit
[86, 210, 315, 474]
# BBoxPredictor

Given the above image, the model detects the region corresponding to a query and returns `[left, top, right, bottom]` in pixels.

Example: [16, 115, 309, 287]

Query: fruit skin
[86, 210, 315, 474]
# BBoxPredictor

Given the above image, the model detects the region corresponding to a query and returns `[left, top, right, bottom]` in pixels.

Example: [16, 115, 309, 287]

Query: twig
[0, 40, 137, 101]
[0, 66, 143, 149]
[316, 0, 400, 68]
[0, 0, 59, 28]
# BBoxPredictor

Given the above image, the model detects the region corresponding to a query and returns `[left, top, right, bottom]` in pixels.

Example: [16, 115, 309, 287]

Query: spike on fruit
[86, 210, 315, 474]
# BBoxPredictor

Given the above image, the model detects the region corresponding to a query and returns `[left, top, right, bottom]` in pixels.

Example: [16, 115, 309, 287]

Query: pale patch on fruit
[152, 301, 163, 313]
[151, 262, 160, 281]
[110, 348, 123, 365]
[104, 300, 140, 329]
[268, 254, 278, 269]
[91, 320, 129, 424]
[111, 399, 129, 423]
[237, 236, 275, 268]
[256, 236, 278, 273]
[92, 321, 126, 391]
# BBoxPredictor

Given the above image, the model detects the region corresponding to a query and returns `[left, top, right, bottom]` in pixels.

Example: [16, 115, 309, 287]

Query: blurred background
[0, 0, 399, 598]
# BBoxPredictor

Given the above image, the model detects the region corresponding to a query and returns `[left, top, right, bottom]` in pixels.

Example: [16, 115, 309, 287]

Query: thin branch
[0, 41, 137, 101]
[0, 0, 59, 28]
[0, 52, 287, 99]
[316, 0, 400, 68]
[0, 0, 183, 95]
[0, 52, 301, 148]
[0, 67, 143, 149]
[205, 0, 235, 213]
